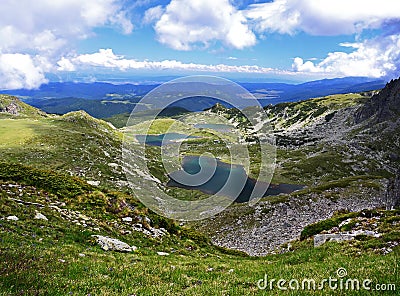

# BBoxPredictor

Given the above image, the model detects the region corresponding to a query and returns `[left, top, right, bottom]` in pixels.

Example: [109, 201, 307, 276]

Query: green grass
[0, 159, 397, 295]
[0, 111, 124, 190]
[0, 94, 399, 295]
[0, 178, 399, 295]
[0, 205, 398, 295]
[0, 119, 53, 147]
[127, 118, 196, 135]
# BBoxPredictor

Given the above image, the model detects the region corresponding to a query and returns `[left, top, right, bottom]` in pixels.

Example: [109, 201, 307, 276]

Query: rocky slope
[1, 81, 399, 257]
[193, 79, 400, 255]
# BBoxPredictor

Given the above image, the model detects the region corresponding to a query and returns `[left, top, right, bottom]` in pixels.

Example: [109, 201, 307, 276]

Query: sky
[0, 0, 400, 89]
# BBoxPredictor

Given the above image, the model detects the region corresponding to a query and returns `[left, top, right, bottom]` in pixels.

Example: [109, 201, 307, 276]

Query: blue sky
[0, 0, 400, 89]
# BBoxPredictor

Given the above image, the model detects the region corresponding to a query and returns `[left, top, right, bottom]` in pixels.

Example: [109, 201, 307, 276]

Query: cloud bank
[0, 0, 400, 89]
[245, 0, 400, 35]
[58, 48, 276, 74]
[0, 0, 133, 89]
[243, 0, 400, 78]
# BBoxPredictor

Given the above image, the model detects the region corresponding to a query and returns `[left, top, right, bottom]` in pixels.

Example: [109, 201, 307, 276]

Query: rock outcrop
[0, 101, 21, 115]
[314, 231, 380, 247]
[386, 170, 400, 209]
[355, 77, 400, 124]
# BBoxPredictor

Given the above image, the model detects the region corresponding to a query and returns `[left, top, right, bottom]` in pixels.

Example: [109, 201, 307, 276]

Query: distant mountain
[0, 77, 386, 118]
[24, 97, 139, 118]
[0, 81, 158, 100]
[243, 77, 386, 105]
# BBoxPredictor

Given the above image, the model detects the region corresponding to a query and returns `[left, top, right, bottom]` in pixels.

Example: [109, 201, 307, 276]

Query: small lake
[167, 155, 303, 203]
[136, 133, 197, 146]
[194, 123, 234, 133]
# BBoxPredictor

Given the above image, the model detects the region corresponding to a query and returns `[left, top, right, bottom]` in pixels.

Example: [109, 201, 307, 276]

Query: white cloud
[246, 0, 400, 35]
[0, 0, 133, 89]
[143, 5, 164, 24]
[146, 0, 256, 50]
[0, 54, 48, 89]
[59, 48, 276, 74]
[0, 0, 133, 55]
[292, 34, 400, 78]
[57, 57, 76, 72]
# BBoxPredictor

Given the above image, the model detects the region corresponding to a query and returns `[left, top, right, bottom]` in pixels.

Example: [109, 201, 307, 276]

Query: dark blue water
[167, 155, 303, 203]
[136, 133, 197, 146]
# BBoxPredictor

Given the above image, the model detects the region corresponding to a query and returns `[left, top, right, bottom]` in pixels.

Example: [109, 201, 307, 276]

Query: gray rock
[87, 180, 100, 186]
[91, 235, 137, 252]
[34, 212, 48, 221]
[314, 234, 355, 247]
[6, 215, 19, 221]
[201, 189, 384, 256]
[314, 230, 380, 247]
[156, 251, 170, 256]
[122, 217, 133, 222]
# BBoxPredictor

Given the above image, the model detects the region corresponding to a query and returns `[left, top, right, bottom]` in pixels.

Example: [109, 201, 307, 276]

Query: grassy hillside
[0, 94, 46, 118]
[0, 166, 398, 295]
[0, 97, 124, 190]
[0, 93, 399, 295]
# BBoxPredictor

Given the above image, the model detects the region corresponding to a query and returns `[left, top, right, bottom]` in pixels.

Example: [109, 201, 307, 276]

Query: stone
[1, 102, 20, 115]
[314, 230, 380, 247]
[314, 234, 355, 247]
[122, 217, 133, 222]
[91, 235, 137, 252]
[6, 215, 19, 221]
[143, 216, 151, 224]
[338, 218, 353, 228]
[87, 180, 100, 186]
[34, 212, 48, 221]
[156, 251, 169, 256]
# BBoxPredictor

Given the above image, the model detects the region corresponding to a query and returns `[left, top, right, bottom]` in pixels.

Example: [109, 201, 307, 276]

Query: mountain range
[0, 77, 385, 119]
[0, 77, 398, 295]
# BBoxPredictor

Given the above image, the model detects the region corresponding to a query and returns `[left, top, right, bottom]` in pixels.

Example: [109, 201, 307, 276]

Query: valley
[0, 78, 399, 295]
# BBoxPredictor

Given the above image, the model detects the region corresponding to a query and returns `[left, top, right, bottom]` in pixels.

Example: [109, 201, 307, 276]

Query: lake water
[194, 123, 234, 133]
[136, 133, 197, 146]
[167, 155, 303, 203]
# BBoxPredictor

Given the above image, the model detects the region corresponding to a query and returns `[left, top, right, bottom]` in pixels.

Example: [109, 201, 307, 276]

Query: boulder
[91, 235, 137, 252]
[122, 217, 133, 222]
[34, 212, 48, 221]
[157, 251, 170, 256]
[314, 234, 355, 247]
[6, 215, 19, 221]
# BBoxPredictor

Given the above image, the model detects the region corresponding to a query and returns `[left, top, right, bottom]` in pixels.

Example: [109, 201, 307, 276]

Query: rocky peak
[355, 77, 400, 124]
